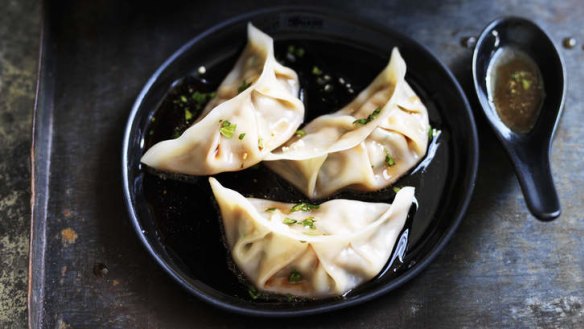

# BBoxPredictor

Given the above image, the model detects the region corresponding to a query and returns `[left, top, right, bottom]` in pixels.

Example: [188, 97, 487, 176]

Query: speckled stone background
[3, 0, 584, 328]
[0, 0, 38, 327]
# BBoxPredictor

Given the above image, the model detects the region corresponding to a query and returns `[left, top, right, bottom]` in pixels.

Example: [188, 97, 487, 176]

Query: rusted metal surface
[10, 0, 584, 328]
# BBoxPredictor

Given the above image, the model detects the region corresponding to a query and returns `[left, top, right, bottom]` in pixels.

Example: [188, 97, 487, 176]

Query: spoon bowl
[473, 17, 566, 221]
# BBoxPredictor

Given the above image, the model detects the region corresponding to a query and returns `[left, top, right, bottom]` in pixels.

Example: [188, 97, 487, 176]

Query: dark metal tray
[30, 0, 584, 328]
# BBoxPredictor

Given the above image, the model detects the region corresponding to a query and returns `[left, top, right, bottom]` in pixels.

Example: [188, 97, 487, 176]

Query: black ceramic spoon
[473, 17, 566, 221]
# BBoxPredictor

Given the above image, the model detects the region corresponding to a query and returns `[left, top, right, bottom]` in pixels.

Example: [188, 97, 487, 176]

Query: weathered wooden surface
[0, 0, 39, 327]
[2, 0, 583, 328]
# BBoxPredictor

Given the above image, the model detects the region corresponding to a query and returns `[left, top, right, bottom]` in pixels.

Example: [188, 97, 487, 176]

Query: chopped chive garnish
[353, 107, 382, 126]
[393, 186, 401, 193]
[288, 270, 302, 283]
[300, 217, 316, 229]
[219, 120, 237, 138]
[184, 109, 193, 121]
[287, 45, 305, 58]
[238, 80, 252, 94]
[311, 66, 322, 75]
[239, 133, 246, 140]
[283, 218, 297, 225]
[248, 287, 260, 299]
[385, 153, 396, 167]
[353, 118, 368, 125]
[192, 91, 206, 104]
[384, 148, 396, 167]
[180, 95, 188, 103]
[294, 129, 306, 138]
[258, 137, 264, 150]
[290, 203, 320, 212]
[428, 126, 439, 139]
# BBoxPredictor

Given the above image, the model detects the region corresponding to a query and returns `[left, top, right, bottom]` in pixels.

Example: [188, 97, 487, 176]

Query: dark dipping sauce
[487, 47, 545, 133]
[141, 39, 450, 304]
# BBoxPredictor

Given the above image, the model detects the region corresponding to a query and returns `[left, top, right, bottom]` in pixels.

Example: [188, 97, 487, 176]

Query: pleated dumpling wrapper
[141, 24, 304, 175]
[209, 177, 414, 298]
[265, 48, 429, 199]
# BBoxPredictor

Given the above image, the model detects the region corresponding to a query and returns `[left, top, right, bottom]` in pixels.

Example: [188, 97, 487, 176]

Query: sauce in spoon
[487, 47, 545, 133]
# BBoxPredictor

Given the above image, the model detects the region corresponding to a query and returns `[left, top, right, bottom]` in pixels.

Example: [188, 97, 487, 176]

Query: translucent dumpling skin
[265, 48, 429, 199]
[209, 177, 414, 298]
[141, 24, 305, 175]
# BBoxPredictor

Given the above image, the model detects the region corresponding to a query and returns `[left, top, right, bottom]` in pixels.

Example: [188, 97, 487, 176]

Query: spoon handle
[513, 147, 561, 221]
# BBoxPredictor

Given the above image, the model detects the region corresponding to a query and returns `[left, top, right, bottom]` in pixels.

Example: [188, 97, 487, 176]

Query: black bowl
[122, 7, 478, 317]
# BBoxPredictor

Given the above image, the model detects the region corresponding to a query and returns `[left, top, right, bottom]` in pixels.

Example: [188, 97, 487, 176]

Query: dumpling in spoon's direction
[209, 177, 414, 298]
[141, 24, 304, 175]
[265, 48, 429, 199]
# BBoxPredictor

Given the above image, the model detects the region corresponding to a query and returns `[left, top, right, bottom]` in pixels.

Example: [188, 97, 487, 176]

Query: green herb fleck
[248, 287, 260, 300]
[184, 109, 193, 121]
[238, 133, 246, 140]
[311, 66, 322, 75]
[287, 45, 305, 58]
[393, 186, 401, 193]
[295, 47, 305, 57]
[288, 270, 303, 283]
[192, 91, 206, 104]
[522, 79, 532, 90]
[384, 152, 396, 167]
[283, 218, 297, 225]
[300, 217, 316, 229]
[353, 118, 368, 125]
[180, 95, 188, 103]
[294, 129, 306, 138]
[258, 137, 264, 150]
[265, 207, 277, 212]
[353, 107, 382, 126]
[219, 120, 237, 138]
[290, 203, 320, 212]
[428, 126, 439, 139]
[238, 80, 252, 94]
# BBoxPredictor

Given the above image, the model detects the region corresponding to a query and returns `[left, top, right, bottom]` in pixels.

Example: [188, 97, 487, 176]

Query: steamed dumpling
[209, 177, 414, 298]
[141, 24, 304, 175]
[265, 48, 429, 199]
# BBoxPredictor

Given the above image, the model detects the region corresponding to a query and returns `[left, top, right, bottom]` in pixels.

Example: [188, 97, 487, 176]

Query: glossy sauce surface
[141, 39, 450, 303]
[487, 47, 544, 133]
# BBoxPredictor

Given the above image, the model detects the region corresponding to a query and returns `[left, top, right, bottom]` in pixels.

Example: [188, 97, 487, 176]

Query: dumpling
[141, 24, 304, 175]
[265, 48, 429, 199]
[209, 177, 414, 298]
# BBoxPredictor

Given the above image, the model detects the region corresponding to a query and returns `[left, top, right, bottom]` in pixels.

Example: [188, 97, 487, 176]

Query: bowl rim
[122, 5, 479, 317]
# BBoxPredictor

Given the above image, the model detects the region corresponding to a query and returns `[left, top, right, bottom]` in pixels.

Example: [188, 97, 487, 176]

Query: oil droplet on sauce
[486, 47, 544, 133]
